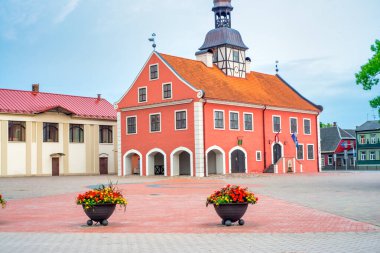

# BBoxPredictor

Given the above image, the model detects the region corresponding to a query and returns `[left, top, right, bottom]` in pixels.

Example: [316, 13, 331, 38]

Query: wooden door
[231, 150, 245, 173]
[52, 158, 59, 176]
[99, 157, 109, 175]
[273, 143, 282, 164]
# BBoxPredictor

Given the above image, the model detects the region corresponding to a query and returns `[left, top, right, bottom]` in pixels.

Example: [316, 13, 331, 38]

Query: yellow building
[0, 84, 117, 176]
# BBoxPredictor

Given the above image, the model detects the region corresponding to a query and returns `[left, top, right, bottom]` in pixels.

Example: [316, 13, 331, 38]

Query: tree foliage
[320, 122, 334, 128]
[355, 40, 380, 114]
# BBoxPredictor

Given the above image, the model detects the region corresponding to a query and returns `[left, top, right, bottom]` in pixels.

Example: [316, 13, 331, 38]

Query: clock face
[234, 66, 239, 73]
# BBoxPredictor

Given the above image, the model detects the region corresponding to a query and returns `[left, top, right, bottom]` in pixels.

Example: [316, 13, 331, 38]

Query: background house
[356, 120, 380, 170]
[320, 123, 356, 170]
[0, 84, 117, 176]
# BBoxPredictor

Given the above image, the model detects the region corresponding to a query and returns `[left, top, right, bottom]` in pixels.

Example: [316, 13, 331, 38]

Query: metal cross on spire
[148, 33, 157, 51]
[275, 60, 279, 74]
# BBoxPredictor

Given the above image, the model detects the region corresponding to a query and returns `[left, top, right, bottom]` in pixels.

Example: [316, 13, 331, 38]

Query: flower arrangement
[76, 183, 127, 210]
[0, 193, 6, 208]
[206, 184, 258, 206]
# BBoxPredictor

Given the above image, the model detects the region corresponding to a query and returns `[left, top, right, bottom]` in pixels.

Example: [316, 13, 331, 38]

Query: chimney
[333, 122, 337, 127]
[32, 84, 39, 92]
[97, 94, 102, 100]
[245, 57, 251, 74]
[195, 50, 213, 68]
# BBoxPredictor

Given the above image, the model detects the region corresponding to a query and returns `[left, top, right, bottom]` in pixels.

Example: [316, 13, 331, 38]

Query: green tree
[320, 122, 333, 128]
[355, 39, 380, 115]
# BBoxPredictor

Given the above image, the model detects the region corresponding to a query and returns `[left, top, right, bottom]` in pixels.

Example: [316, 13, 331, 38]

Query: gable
[117, 52, 199, 110]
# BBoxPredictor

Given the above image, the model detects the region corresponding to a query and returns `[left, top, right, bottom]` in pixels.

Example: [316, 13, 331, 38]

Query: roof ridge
[340, 128, 355, 138]
[0, 88, 108, 102]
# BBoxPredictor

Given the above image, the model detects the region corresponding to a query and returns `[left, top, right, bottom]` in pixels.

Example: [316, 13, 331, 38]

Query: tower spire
[212, 0, 233, 28]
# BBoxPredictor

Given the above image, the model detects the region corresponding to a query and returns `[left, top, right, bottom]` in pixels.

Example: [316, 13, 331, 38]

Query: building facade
[0, 85, 117, 176]
[356, 120, 380, 169]
[116, 0, 322, 177]
[320, 124, 356, 170]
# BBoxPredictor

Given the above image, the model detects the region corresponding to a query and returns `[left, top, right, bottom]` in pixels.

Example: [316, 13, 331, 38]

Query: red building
[116, 0, 322, 177]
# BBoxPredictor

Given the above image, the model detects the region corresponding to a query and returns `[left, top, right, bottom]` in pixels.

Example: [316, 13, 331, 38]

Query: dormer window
[149, 64, 159, 80]
[233, 50, 239, 62]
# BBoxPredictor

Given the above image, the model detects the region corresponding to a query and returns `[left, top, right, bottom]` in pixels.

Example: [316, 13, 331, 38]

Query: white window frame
[370, 134, 376, 144]
[138, 86, 148, 103]
[290, 117, 298, 134]
[243, 112, 254, 132]
[149, 112, 161, 133]
[272, 115, 281, 133]
[149, 63, 159, 81]
[126, 116, 137, 135]
[229, 111, 240, 131]
[256, 151, 262, 161]
[303, 118, 311, 135]
[360, 151, 366, 160]
[162, 82, 172, 100]
[297, 143, 304, 160]
[328, 155, 333, 165]
[174, 109, 187, 131]
[370, 151, 376, 160]
[307, 144, 315, 160]
[213, 109, 225, 130]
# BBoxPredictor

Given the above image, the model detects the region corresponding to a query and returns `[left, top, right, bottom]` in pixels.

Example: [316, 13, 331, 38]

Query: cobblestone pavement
[0, 172, 379, 252]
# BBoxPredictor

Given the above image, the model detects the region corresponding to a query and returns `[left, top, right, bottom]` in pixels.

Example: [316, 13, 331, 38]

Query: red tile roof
[0, 89, 116, 120]
[160, 53, 321, 112]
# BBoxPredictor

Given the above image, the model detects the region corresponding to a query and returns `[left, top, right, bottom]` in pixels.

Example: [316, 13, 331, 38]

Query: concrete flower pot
[213, 203, 248, 226]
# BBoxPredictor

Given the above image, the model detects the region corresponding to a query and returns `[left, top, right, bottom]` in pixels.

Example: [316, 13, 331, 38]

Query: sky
[0, 0, 379, 129]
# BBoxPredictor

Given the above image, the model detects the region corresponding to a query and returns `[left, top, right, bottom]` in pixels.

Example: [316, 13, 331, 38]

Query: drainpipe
[262, 105, 267, 170]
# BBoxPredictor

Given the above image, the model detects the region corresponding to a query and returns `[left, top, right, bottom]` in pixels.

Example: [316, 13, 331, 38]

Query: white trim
[174, 109, 188, 131]
[289, 117, 298, 134]
[266, 106, 319, 115]
[123, 149, 143, 176]
[149, 112, 161, 133]
[146, 148, 167, 176]
[228, 146, 248, 174]
[162, 82, 173, 100]
[297, 143, 304, 160]
[194, 102, 205, 177]
[213, 109, 225, 130]
[138, 86, 147, 103]
[229, 111, 240, 131]
[243, 112, 254, 132]
[303, 118, 312, 135]
[272, 115, 282, 133]
[121, 99, 193, 112]
[117, 112, 122, 176]
[317, 115, 321, 172]
[149, 63, 159, 81]
[206, 99, 265, 109]
[271, 141, 284, 164]
[327, 155, 333, 165]
[126, 115, 137, 135]
[170, 147, 194, 177]
[205, 145, 226, 176]
[307, 144, 315, 160]
[256, 151, 262, 161]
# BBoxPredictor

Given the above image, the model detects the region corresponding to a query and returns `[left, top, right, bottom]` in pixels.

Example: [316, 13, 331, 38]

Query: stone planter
[213, 203, 248, 226]
[83, 203, 116, 226]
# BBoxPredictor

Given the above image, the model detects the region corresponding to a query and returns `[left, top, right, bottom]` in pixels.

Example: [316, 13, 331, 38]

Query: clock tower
[198, 0, 249, 78]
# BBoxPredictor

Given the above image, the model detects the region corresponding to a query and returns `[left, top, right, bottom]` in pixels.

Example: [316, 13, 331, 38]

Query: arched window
[8, 121, 26, 142]
[69, 124, 84, 143]
[99, 125, 113, 144]
[43, 123, 59, 142]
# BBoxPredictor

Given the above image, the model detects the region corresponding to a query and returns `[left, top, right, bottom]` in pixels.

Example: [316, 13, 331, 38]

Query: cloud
[54, 0, 80, 24]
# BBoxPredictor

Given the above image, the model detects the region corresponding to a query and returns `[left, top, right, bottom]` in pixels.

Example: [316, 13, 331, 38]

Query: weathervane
[275, 60, 279, 74]
[148, 33, 157, 51]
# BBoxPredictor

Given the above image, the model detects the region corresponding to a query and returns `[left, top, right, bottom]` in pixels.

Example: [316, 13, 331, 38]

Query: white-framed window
[243, 113, 253, 131]
[290, 117, 298, 134]
[229, 111, 239, 130]
[360, 135, 366, 144]
[214, 110, 225, 130]
[273, 115, 281, 133]
[256, 151, 262, 161]
[370, 151, 376, 160]
[360, 151, 366, 161]
[175, 110, 187, 130]
[297, 144, 304, 160]
[328, 155, 333, 165]
[126, 116, 137, 135]
[149, 64, 159, 80]
[162, 83, 172, 100]
[321, 156, 325, 166]
[370, 134, 376, 144]
[233, 50, 239, 62]
[307, 144, 314, 160]
[138, 87, 147, 103]
[304, 118, 311, 135]
[149, 113, 161, 133]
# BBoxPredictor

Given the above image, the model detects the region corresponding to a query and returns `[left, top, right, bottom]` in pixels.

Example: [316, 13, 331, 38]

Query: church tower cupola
[197, 0, 249, 78]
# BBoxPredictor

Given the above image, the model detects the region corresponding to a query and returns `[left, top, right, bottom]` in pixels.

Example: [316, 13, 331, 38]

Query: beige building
[0, 85, 117, 177]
